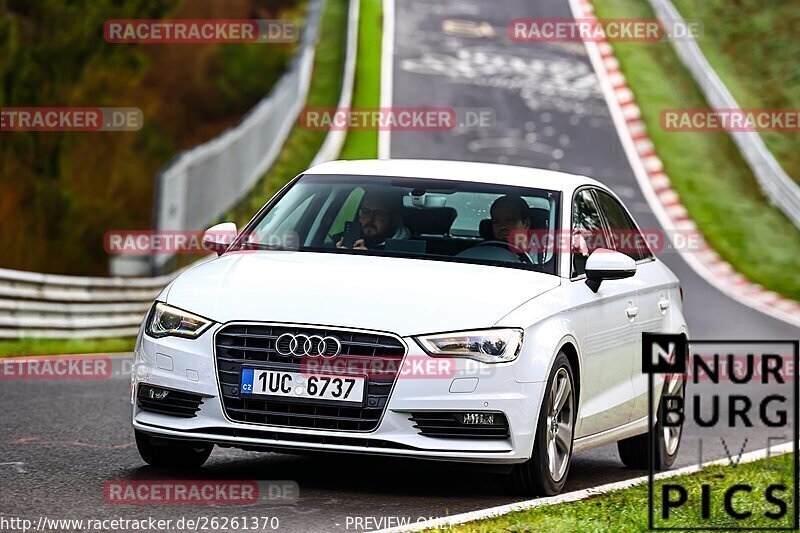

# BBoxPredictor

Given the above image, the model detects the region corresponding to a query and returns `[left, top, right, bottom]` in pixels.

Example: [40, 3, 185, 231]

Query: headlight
[415, 328, 523, 363]
[145, 302, 213, 339]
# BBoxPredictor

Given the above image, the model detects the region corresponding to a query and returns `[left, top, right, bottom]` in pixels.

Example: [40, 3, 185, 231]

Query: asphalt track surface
[1, 1, 798, 532]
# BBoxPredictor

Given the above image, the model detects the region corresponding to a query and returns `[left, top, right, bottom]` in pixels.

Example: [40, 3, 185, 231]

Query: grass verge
[432, 453, 795, 532]
[592, 0, 800, 301]
[0, 337, 135, 357]
[670, 0, 800, 185]
[338, 0, 382, 159]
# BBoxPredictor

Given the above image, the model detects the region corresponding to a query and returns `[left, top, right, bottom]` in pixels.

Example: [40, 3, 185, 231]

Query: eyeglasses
[491, 215, 521, 225]
[358, 207, 393, 220]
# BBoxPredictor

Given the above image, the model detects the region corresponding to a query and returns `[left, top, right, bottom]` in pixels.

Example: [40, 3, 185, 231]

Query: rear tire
[135, 430, 213, 469]
[617, 372, 685, 470]
[510, 351, 576, 496]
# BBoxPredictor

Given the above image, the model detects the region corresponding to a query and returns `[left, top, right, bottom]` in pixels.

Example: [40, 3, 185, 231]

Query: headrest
[530, 207, 550, 230]
[479, 207, 550, 240]
[479, 219, 494, 240]
[403, 207, 458, 236]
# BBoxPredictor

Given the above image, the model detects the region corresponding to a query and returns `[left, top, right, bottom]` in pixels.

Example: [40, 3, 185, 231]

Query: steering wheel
[471, 240, 535, 265]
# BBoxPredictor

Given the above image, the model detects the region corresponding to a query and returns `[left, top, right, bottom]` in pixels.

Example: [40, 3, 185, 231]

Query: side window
[571, 189, 607, 277]
[594, 191, 652, 261]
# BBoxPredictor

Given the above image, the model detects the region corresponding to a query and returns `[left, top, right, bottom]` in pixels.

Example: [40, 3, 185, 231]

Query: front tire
[510, 351, 576, 496]
[135, 430, 213, 469]
[617, 372, 685, 470]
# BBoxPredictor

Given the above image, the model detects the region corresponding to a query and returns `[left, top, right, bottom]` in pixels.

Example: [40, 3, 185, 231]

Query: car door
[571, 188, 640, 438]
[594, 190, 670, 423]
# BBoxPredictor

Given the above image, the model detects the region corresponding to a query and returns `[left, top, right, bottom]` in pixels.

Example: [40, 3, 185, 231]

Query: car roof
[304, 159, 605, 194]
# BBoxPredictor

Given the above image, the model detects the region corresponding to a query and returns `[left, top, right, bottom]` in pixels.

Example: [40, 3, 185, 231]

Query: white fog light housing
[145, 302, 213, 339]
[415, 328, 523, 363]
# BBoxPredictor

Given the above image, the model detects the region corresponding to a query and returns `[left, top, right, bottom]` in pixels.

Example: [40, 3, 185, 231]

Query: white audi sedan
[132, 159, 687, 495]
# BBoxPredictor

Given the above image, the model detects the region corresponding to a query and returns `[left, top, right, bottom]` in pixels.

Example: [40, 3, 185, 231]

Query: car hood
[165, 252, 560, 337]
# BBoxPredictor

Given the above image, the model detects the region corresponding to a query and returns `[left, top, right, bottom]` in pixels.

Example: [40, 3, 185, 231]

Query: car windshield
[237, 174, 561, 274]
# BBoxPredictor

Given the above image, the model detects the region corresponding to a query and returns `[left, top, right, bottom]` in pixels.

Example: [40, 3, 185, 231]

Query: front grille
[409, 411, 510, 439]
[137, 385, 204, 418]
[215, 324, 406, 431]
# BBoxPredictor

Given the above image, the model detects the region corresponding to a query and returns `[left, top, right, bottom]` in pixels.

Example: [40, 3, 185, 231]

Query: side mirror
[585, 248, 636, 293]
[202, 222, 238, 256]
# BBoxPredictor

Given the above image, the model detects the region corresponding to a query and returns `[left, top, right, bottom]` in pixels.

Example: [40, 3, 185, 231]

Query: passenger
[490, 195, 531, 243]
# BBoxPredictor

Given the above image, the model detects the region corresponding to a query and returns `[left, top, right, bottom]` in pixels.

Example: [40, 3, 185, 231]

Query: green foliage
[671, 0, 800, 183]
[0, 0, 302, 275]
[213, 43, 290, 114]
[338, 0, 382, 160]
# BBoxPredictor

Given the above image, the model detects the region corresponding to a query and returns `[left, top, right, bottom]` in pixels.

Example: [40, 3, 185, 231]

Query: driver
[336, 190, 410, 250]
[490, 194, 531, 244]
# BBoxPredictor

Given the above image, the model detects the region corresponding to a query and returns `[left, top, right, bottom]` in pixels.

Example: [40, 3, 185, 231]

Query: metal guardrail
[151, 0, 324, 274]
[0, 267, 179, 339]
[311, 0, 359, 166]
[648, 0, 800, 228]
[0, 0, 360, 340]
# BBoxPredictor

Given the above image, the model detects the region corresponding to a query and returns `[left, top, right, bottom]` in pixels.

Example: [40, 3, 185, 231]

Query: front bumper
[131, 323, 545, 464]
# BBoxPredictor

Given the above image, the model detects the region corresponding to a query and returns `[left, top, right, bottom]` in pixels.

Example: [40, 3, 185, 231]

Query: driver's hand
[336, 238, 367, 250]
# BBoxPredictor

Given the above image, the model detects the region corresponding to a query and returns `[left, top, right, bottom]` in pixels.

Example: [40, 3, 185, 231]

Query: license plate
[240, 368, 365, 404]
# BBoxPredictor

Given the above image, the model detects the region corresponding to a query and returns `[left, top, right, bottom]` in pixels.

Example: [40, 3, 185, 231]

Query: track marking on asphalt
[0, 462, 27, 474]
[9, 436, 134, 449]
[467, 135, 562, 159]
[397, 48, 607, 117]
[410, 1, 482, 17]
[372, 441, 796, 532]
[441, 19, 495, 38]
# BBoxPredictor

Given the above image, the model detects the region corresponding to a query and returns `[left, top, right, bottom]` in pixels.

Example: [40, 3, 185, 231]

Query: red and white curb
[371, 441, 795, 532]
[573, 0, 800, 328]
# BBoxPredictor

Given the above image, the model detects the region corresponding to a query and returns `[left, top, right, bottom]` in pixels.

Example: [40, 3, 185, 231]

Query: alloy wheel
[545, 367, 574, 482]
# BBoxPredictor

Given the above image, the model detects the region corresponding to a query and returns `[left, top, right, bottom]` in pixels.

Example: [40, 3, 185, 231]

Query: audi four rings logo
[275, 333, 342, 358]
